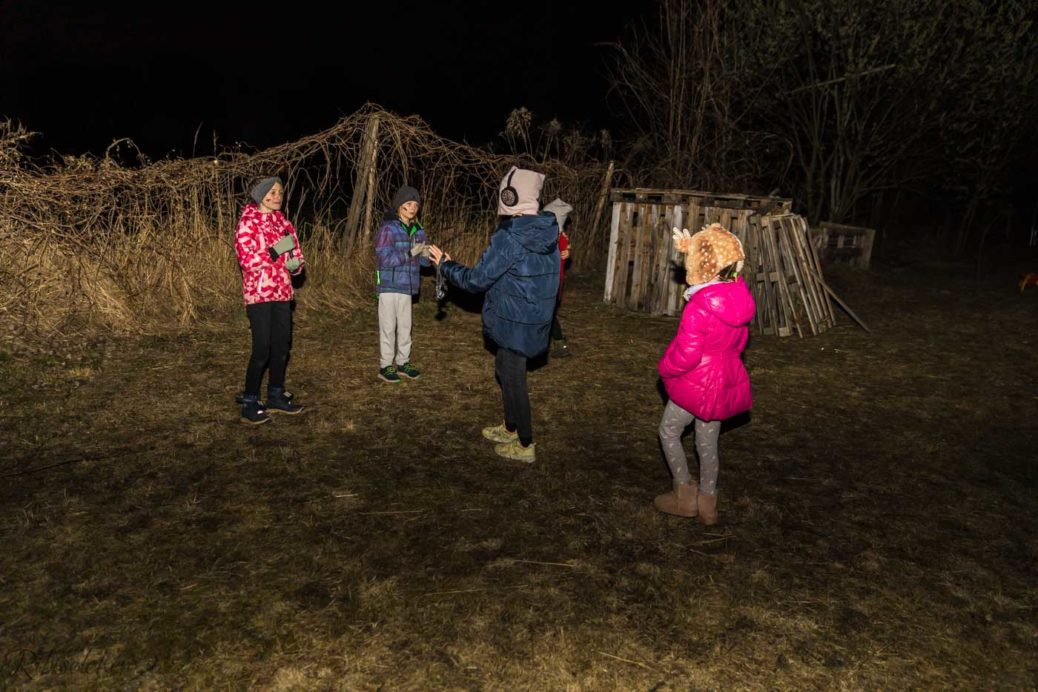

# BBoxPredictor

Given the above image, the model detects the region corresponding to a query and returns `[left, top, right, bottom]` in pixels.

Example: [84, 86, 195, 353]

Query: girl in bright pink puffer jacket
[653, 224, 756, 525]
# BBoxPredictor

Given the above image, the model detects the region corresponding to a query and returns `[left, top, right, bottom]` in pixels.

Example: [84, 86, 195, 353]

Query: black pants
[495, 347, 533, 446]
[550, 312, 565, 341]
[244, 301, 292, 397]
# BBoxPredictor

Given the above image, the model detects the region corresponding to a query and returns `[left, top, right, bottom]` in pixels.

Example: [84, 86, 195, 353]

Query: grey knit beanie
[391, 185, 422, 210]
[250, 176, 283, 205]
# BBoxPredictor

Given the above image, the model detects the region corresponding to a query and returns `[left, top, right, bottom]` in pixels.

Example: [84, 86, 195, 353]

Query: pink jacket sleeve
[658, 303, 708, 378]
[235, 214, 271, 272]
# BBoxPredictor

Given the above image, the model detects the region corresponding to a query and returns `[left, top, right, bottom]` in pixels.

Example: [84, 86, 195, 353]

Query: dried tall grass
[0, 104, 612, 354]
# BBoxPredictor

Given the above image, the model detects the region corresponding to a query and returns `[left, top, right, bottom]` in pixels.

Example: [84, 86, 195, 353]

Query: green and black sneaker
[398, 362, 421, 379]
[378, 365, 401, 383]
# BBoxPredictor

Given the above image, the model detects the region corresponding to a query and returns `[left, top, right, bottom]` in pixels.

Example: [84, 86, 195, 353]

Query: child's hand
[428, 245, 451, 266]
[560, 249, 570, 260]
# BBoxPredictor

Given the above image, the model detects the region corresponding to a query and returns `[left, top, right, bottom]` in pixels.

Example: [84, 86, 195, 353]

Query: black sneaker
[240, 396, 270, 425]
[378, 366, 401, 383]
[236, 390, 292, 405]
[398, 362, 421, 379]
[266, 388, 304, 415]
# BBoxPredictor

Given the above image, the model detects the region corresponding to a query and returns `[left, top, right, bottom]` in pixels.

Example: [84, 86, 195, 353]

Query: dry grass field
[1, 256, 1036, 689]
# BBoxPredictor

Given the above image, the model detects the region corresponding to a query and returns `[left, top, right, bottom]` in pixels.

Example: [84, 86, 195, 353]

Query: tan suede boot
[653, 481, 698, 517]
[697, 492, 718, 525]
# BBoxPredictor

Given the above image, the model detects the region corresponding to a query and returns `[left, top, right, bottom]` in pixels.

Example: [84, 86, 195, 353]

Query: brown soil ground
[1, 257, 1036, 689]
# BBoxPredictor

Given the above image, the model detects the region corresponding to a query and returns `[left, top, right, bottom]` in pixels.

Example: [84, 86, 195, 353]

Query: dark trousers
[495, 347, 533, 446]
[244, 301, 292, 397]
[550, 312, 565, 341]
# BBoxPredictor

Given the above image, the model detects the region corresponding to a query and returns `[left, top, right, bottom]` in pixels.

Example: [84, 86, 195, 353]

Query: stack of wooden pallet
[603, 188, 835, 337]
[743, 213, 835, 337]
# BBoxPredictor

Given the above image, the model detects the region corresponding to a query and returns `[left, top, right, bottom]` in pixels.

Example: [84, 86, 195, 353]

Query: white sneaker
[482, 424, 518, 444]
[494, 439, 536, 463]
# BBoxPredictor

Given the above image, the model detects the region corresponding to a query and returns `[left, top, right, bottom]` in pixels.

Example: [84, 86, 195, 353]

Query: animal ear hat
[672, 223, 745, 285]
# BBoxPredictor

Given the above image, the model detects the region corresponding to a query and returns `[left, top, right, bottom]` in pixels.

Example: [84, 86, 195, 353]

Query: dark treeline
[548, 0, 1038, 257]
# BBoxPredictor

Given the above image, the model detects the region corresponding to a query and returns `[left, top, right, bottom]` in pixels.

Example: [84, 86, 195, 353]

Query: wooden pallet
[605, 192, 781, 315]
[604, 190, 834, 337]
[809, 221, 876, 269]
[747, 214, 836, 337]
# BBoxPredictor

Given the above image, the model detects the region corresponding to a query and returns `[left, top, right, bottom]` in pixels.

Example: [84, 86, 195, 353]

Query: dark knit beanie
[391, 185, 422, 210]
[250, 176, 283, 205]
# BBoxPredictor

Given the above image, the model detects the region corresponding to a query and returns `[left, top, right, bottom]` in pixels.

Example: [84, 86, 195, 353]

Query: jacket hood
[241, 202, 280, 221]
[690, 276, 755, 327]
[543, 198, 573, 229]
[501, 212, 559, 254]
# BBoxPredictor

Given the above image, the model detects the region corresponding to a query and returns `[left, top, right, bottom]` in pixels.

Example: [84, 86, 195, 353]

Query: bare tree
[606, 0, 755, 190]
[608, 0, 1038, 256]
[734, 0, 971, 223]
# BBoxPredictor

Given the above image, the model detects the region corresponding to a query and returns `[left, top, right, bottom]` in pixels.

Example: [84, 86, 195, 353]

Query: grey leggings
[658, 400, 721, 495]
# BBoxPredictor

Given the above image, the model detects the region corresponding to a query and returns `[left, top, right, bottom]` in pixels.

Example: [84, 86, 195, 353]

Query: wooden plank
[615, 202, 634, 308]
[666, 204, 681, 314]
[782, 219, 806, 337]
[772, 217, 806, 334]
[700, 204, 714, 229]
[779, 216, 816, 335]
[802, 264, 871, 333]
[643, 204, 660, 309]
[648, 205, 662, 314]
[688, 200, 705, 234]
[603, 203, 622, 303]
[741, 217, 763, 334]
[786, 216, 824, 334]
[633, 204, 652, 310]
[761, 216, 794, 336]
[668, 204, 685, 315]
[627, 204, 646, 310]
[769, 217, 802, 337]
[792, 216, 835, 332]
[651, 205, 672, 315]
[719, 207, 733, 233]
[743, 215, 763, 333]
[754, 215, 776, 335]
[811, 228, 838, 326]
[731, 209, 751, 246]
[610, 188, 793, 209]
[611, 203, 627, 305]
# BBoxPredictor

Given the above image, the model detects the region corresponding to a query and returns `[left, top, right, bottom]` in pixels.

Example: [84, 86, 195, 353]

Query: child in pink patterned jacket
[234, 176, 306, 424]
[654, 223, 755, 525]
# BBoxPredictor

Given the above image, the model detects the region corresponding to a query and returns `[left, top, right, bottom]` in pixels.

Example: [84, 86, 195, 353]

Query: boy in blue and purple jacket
[375, 185, 430, 383]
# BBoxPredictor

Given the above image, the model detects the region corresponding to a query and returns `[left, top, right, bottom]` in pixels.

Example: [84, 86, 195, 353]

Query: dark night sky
[0, 0, 649, 159]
